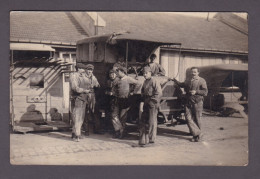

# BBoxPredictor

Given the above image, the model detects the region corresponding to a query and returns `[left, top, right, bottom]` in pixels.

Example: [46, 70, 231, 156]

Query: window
[13, 51, 51, 62]
[30, 73, 44, 88]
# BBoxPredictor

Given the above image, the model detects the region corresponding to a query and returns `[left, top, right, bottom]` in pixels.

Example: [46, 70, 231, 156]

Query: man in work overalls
[139, 67, 162, 147]
[70, 63, 102, 142]
[173, 67, 208, 142]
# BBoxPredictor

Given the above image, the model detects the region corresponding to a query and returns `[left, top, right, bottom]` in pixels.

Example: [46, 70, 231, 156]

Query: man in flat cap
[145, 54, 166, 76]
[70, 63, 102, 142]
[111, 66, 142, 138]
[104, 69, 120, 134]
[139, 66, 162, 147]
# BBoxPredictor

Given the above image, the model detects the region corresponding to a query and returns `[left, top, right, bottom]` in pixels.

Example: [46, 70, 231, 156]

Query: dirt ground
[10, 113, 248, 166]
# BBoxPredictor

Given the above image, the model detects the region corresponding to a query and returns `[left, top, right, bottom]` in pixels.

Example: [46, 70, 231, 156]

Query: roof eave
[10, 38, 77, 47]
[77, 33, 182, 46]
[161, 46, 248, 56]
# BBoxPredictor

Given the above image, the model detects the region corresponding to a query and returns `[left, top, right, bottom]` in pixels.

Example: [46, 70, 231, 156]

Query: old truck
[196, 64, 248, 118]
[75, 32, 184, 124]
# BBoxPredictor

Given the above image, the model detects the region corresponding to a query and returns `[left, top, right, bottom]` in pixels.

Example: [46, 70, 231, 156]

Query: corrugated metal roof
[98, 12, 248, 53]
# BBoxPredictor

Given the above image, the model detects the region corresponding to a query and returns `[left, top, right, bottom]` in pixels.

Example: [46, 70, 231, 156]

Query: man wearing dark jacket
[173, 67, 208, 142]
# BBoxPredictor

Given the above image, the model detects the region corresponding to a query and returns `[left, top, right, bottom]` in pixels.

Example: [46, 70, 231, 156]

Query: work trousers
[185, 101, 203, 137]
[83, 110, 101, 133]
[71, 97, 100, 137]
[139, 101, 159, 145]
[111, 98, 130, 132]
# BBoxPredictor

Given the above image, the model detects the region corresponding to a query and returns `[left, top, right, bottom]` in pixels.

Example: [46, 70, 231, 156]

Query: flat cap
[76, 63, 94, 70]
[109, 69, 117, 74]
[76, 63, 85, 69]
[86, 64, 94, 70]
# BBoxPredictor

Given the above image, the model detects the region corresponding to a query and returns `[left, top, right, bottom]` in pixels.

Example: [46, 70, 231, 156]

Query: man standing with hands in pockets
[139, 67, 162, 147]
[173, 67, 208, 142]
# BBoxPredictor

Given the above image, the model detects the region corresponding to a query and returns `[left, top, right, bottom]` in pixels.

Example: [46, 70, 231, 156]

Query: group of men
[69, 53, 208, 146]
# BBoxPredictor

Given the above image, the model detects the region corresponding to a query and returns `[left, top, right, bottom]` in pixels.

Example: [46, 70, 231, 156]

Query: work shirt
[70, 71, 100, 112]
[70, 72, 99, 95]
[177, 76, 208, 104]
[141, 77, 162, 104]
[115, 75, 141, 98]
[147, 62, 166, 76]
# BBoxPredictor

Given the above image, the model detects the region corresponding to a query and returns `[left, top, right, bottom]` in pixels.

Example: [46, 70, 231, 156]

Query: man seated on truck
[145, 54, 166, 76]
[112, 56, 126, 71]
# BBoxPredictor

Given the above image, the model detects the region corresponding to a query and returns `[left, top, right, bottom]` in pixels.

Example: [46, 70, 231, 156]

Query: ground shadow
[157, 127, 191, 141]
[28, 130, 74, 142]
[24, 121, 192, 145]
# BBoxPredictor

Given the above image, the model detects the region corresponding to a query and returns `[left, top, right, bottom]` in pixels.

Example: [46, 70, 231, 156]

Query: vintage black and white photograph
[10, 12, 248, 165]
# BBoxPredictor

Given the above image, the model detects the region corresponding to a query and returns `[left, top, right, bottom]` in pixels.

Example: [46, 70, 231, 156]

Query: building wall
[56, 50, 76, 120]
[11, 65, 66, 122]
[160, 50, 248, 81]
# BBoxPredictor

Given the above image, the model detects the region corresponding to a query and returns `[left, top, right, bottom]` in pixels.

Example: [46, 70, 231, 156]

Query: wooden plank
[161, 55, 169, 76]
[13, 110, 47, 122]
[13, 107, 46, 114]
[12, 96, 27, 103]
[12, 88, 46, 96]
[13, 102, 46, 108]
[13, 121, 70, 133]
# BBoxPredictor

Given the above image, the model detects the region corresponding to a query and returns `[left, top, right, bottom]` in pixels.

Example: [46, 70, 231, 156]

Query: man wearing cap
[139, 66, 162, 146]
[173, 67, 208, 142]
[112, 66, 142, 138]
[145, 54, 166, 76]
[104, 69, 120, 134]
[70, 63, 102, 142]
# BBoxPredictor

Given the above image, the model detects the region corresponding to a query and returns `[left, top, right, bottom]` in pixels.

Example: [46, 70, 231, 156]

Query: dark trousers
[185, 101, 203, 137]
[139, 101, 158, 145]
[82, 110, 101, 133]
[111, 98, 130, 131]
[104, 96, 116, 130]
[128, 94, 142, 123]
